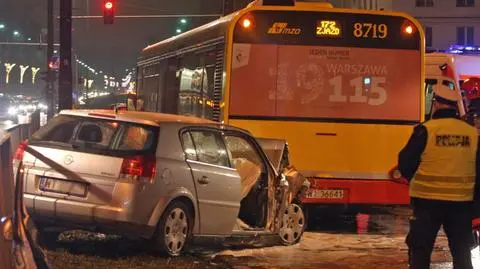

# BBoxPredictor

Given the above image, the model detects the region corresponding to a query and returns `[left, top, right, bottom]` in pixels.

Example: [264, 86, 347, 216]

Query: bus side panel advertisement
[230, 43, 421, 122]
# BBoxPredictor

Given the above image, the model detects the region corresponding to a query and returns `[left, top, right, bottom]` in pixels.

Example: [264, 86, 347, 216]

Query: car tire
[279, 203, 305, 246]
[154, 201, 193, 257]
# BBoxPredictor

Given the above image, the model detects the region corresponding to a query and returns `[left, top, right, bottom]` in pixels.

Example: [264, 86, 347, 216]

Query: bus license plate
[307, 189, 344, 199]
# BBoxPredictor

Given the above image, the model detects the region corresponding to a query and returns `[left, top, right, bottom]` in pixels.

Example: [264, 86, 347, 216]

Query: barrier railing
[5, 110, 41, 155]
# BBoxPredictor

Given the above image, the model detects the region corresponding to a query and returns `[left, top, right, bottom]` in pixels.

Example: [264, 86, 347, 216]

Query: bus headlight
[402, 20, 417, 36]
[239, 14, 255, 30]
[404, 25, 413, 34]
[242, 18, 252, 29]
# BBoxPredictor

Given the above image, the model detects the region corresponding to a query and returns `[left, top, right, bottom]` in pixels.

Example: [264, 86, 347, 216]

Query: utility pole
[46, 0, 54, 118]
[59, 0, 73, 111]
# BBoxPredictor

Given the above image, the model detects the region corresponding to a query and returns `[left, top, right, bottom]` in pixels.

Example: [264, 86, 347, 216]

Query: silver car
[16, 110, 307, 256]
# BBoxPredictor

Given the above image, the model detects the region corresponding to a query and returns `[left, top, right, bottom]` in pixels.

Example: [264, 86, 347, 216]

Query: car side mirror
[0, 216, 13, 241]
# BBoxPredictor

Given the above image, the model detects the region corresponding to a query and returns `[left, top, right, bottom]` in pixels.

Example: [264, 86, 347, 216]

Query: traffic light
[103, 0, 115, 24]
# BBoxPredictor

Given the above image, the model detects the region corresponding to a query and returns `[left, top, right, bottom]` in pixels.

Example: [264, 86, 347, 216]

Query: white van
[425, 53, 480, 118]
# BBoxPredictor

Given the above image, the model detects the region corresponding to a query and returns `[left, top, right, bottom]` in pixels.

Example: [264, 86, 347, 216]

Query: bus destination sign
[316, 20, 342, 38]
[316, 20, 388, 40]
[234, 10, 420, 50]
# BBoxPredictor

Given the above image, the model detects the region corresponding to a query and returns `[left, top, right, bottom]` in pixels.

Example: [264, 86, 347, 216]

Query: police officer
[398, 84, 480, 269]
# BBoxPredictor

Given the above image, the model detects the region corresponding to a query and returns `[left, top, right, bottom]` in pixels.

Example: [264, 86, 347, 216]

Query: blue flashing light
[439, 44, 480, 55]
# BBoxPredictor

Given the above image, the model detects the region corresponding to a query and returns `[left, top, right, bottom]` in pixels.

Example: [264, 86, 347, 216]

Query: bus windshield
[230, 11, 422, 124]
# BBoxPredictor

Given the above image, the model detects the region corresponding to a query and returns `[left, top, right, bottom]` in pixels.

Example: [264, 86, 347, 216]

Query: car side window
[32, 115, 80, 144]
[72, 121, 117, 149]
[117, 125, 155, 151]
[181, 132, 197, 160]
[189, 130, 230, 167]
[224, 135, 265, 172]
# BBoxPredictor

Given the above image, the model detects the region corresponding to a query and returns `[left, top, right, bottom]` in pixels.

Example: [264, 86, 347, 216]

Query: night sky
[0, 0, 254, 77]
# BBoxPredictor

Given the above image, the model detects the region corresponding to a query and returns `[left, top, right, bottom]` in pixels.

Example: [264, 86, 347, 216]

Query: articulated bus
[136, 1, 424, 215]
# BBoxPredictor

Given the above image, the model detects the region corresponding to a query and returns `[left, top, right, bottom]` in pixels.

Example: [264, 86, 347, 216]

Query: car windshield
[30, 115, 158, 156]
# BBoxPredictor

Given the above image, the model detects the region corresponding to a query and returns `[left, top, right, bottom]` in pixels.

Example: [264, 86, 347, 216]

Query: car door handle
[197, 176, 210, 185]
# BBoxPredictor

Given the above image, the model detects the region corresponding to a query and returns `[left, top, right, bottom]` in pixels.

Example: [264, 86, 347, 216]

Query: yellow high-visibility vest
[410, 118, 478, 202]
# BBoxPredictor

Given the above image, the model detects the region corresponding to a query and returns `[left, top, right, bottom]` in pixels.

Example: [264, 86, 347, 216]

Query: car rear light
[14, 140, 28, 161]
[120, 155, 156, 183]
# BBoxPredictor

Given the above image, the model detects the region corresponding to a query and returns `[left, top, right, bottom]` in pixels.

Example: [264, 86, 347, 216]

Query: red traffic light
[103, 0, 115, 24]
[104, 1, 113, 9]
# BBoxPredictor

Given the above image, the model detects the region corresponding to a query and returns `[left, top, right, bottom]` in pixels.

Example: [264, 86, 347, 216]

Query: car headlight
[8, 107, 17, 115]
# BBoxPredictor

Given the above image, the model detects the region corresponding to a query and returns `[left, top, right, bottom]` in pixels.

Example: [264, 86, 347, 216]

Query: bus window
[176, 50, 217, 119]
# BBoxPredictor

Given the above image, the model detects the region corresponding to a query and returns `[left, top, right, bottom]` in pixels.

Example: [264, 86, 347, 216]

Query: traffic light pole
[46, 0, 54, 118]
[59, 0, 73, 111]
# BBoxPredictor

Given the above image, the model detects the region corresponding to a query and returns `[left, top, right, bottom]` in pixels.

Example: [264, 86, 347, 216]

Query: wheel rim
[164, 207, 189, 255]
[279, 203, 305, 244]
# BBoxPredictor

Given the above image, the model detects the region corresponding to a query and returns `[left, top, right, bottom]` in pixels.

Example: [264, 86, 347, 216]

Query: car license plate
[39, 177, 87, 197]
[306, 189, 344, 199]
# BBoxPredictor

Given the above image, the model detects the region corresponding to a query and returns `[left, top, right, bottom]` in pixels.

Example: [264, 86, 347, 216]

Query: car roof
[60, 109, 216, 126]
[59, 110, 251, 133]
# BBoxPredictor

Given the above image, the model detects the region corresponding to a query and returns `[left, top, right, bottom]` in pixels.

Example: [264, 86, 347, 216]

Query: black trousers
[406, 199, 474, 269]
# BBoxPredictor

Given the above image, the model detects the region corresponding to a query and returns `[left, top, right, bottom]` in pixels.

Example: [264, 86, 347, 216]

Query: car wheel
[155, 201, 192, 256]
[279, 203, 305, 245]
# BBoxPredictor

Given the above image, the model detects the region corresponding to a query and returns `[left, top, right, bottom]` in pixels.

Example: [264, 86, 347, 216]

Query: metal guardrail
[5, 111, 42, 155]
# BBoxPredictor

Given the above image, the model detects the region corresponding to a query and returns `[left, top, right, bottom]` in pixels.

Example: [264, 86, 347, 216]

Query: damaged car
[15, 110, 308, 256]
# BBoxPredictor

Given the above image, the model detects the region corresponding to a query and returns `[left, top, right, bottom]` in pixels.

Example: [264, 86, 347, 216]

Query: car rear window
[30, 115, 158, 155]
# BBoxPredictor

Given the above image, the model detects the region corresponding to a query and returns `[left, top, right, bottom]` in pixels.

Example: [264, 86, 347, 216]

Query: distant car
[16, 110, 307, 256]
[0, 96, 16, 122]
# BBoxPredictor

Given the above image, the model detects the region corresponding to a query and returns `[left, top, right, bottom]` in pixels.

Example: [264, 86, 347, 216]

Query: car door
[223, 132, 274, 229]
[182, 129, 242, 235]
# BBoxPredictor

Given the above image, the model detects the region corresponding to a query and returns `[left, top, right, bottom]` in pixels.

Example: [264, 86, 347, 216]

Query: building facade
[324, 0, 392, 10]
[392, 0, 480, 51]
[324, 0, 479, 51]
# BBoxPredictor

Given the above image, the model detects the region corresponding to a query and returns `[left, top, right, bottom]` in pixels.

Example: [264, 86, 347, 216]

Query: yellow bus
[137, 1, 424, 214]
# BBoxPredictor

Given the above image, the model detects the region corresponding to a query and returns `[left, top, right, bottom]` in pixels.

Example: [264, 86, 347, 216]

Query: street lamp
[27, 37, 32, 41]
[176, 29, 182, 34]
[180, 18, 187, 24]
[0, 24, 5, 30]
[13, 31, 19, 36]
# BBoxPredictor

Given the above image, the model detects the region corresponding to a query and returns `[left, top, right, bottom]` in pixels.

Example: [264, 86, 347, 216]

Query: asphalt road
[39, 209, 466, 269]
